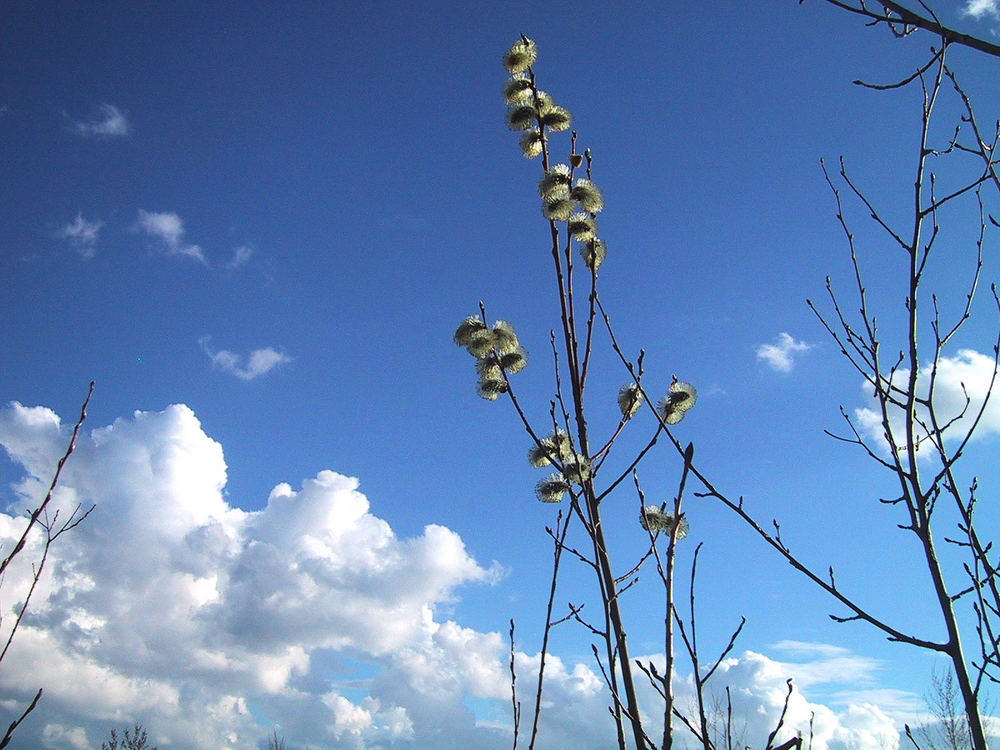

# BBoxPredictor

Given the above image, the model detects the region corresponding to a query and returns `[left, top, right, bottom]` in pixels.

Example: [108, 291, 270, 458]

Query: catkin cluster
[453, 316, 528, 400]
[485, 37, 700, 529]
[639, 505, 688, 540]
[502, 37, 608, 273]
[658, 378, 697, 425]
[527, 428, 592, 504]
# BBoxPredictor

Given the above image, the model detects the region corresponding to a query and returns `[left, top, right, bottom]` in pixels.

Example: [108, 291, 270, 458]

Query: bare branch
[0, 382, 94, 578]
[812, 0, 1000, 58]
[0, 688, 42, 750]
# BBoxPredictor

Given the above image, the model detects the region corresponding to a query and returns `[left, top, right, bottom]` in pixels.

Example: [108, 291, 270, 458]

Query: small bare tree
[0, 382, 94, 748]
[266, 729, 287, 750]
[912, 669, 976, 750]
[101, 722, 157, 750]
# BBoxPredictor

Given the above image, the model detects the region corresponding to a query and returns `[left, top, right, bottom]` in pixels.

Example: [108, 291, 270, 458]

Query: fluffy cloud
[198, 337, 292, 380]
[963, 0, 1000, 19]
[57, 213, 103, 259]
[854, 348, 1000, 453]
[0, 402, 505, 749]
[680, 650, 900, 750]
[72, 104, 130, 137]
[137, 210, 207, 265]
[756, 332, 812, 373]
[135, 213, 254, 270]
[0, 401, 920, 749]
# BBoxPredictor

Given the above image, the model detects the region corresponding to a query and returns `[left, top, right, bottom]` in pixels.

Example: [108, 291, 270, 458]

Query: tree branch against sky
[810, 1, 1000, 58]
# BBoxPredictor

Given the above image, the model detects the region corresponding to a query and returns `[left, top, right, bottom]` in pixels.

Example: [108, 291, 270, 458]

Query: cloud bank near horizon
[0, 401, 916, 749]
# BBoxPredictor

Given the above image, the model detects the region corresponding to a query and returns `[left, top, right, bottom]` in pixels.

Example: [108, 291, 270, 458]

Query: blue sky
[3, 2, 1000, 749]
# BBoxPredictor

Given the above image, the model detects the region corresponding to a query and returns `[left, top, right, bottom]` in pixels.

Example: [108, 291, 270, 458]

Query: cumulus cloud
[57, 213, 103, 259]
[756, 332, 812, 373]
[198, 337, 292, 380]
[137, 210, 207, 265]
[41, 723, 90, 750]
[853, 348, 1000, 453]
[72, 104, 130, 137]
[963, 0, 1000, 19]
[0, 402, 506, 749]
[681, 649, 902, 750]
[0, 402, 922, 749]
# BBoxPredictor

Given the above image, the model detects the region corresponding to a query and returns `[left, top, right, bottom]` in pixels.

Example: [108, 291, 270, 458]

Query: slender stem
[510, 620, 520, 750]
[0, 688, 42, 749]
[528, 512, 571, 750]
[0, 381, 94, 578]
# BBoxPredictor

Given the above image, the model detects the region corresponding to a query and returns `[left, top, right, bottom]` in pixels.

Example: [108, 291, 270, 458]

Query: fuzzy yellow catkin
[520, 130, 543, 159]
[581, 239, 607, 272]
[618, 383, 643, 418]
[657, 380, 697, 424]
[503, 37, 537, 74]
[570, 179, 604, 213]
[536, 474, 569, 503]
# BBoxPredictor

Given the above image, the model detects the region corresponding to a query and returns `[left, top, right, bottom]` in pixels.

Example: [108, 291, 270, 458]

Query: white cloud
[0, 402, 504, 749]
[322, 693, 414, 744]
[0, 402, 926, 749]
[769, 640, 881, 688]
[225, 245, 253, 270]
[72, 104, 130, 137]
[138, 210, 183, 245]
[42, 723, 90, 750]
[963, 0, 1000, 19]
[756, 332, 812, 373]
[667, 649, 902, 750]
[137, 210, 208, 265]
[198, 337, 292, 380]
[854, 348, 1000, 453]
[57, 213, 103, 259]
